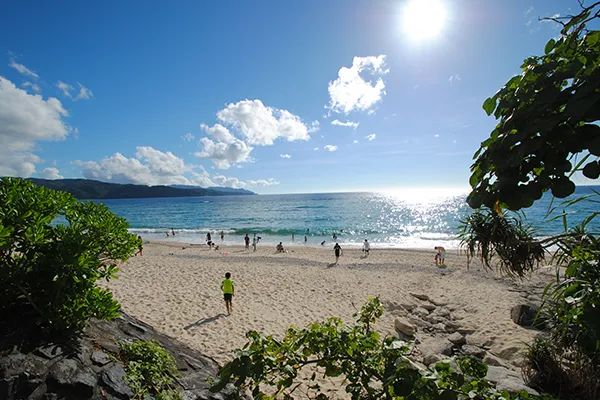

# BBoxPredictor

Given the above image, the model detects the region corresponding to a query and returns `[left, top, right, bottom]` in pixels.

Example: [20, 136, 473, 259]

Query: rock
[444, 321, 461, 333]
[71, 369, 97, 398]
[423, 353, 443, 366]
[421, 303, 436, 312]
[497, 345, 523, 361]
[485, 365, 538, 394]
[48, 358, 78, 386]
[101, 363, 134, 398]
[461, 345, 487, 359]
[447, 332, 466, 345]
[430, 298, 448, 307]
[466, 334, 494, 349]
[413, 307, 430, 319]
[424, 314, 444, 325]
[483, 353, 511, 368]
[410, 293, 430, 301]
[35, 344, 64, 360]
[433, 307, 451, 318]
[394, 318, 416, 337]
[485, 365, 521, 383]
[456, 326, 476, 335]
[401, 301, 418, 311]
[496, 379, 539, 396]
[419, 337, 453, 357]
[510, 304, 545, 328]
[432, 323, 447, 332]
[91, 350, 112, 367]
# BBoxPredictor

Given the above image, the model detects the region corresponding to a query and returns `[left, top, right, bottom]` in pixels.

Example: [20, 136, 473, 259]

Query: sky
[0, 0, 594, 194]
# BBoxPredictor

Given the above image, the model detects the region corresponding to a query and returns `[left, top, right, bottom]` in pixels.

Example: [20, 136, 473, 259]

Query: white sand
[107, 241, 550, 372]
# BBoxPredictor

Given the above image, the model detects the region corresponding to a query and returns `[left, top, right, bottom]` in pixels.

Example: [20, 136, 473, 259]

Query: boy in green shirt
[221, 272, 234, 315]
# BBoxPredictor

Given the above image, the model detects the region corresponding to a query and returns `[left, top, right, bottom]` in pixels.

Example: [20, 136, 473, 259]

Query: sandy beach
[107, 240, 552, 374]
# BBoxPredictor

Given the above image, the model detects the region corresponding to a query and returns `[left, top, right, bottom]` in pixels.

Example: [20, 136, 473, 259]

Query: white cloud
[324, 145, 338, 152]
[331, 119, 359, 129]
[39, 167, 63, 180]
[280, 154, 292, 159]
[308, 120, 320, 133]
[327, 55, 388, 114]
[195, 123, 253, 169]
[0, 76, 70, 177]
[22, 81, 41, 93]
[181, 132, 195, 142]
[56, 81, 74, 97]
[353, 140, 359, 144]
[314, 147, 319, 151]
[9, 58, 38, 79]
[216, 99, 310, 145]
[448, 74, 461, 85]
[246, 178, 279, 187]
[365, 134, 376, 141]
[74, 82, 93, 101]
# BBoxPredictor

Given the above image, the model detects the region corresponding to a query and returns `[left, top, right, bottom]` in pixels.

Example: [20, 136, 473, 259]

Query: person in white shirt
[434, 246, 446, 266]
[362, 239, 370, 255]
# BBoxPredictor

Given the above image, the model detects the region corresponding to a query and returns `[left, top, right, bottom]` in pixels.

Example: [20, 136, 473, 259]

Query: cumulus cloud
[22, 81, 41, 93]
[216, 99, 310, 145]
[195, 123, 253, 169]
[314, 147, 319, 151]
[327, 55, 388, 114]
[0, 76, 70, 176]
[365, 134, 376, 141]
[353, 140, 359, 144]
[9, 58, 38, 79]
[74, 82, 93, 101]
[57, 81, 74, 97]
[324, 145, 338, 152]
[448, 74, 460, 85]
[246, 178, 279, 187]
[308, 120, 320, 133]
[331, 119, 359, 129]
[181, 132, 195, 142]
[39, 167, 63, 180]
[280, 154, 292, 159]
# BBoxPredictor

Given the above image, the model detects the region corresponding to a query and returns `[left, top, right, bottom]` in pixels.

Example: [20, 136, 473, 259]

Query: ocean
[94, 186, 600, 249]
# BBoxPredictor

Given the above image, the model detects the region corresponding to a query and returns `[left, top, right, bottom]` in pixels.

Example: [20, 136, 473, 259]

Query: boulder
[423, 353, 444, 366]
[497, 345, 523, 361]
[433, 307, 451, 318]
[421, 303, 436, 312]
[483, 353, 511, 368]
[412, 307, 430, 319]
[447, 332, 466, 346]
[510, 304, 545, 328]
[461, 345, 487, 359]
[394, 318, 416, 337]
[410, 293, 430, 301]
[486, 366, 539, 396]
[419, 337, 453, 357]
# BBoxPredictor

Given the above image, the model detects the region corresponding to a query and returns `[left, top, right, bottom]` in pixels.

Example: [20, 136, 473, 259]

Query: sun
[401, 0, 448, 42]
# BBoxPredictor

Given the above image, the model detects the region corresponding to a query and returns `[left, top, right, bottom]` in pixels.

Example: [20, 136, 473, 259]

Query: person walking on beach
[252, 235, 257, 252]
[221, 272, 234, 315]
[333, 243, 343, 264]
[135, 235, 143, 256]
[220, 230, 225, 240]
[362, 239, 370, 256]
[434, 246, 446, 266]
[244, 234, 250, 250]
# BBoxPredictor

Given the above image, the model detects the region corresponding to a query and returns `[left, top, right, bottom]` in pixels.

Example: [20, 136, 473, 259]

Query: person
[252, 235, 257, 252]
[220, 230, 225, 240]
[306, 228, 310, 233]
[292, 233, 295, 241]
[165, 231, 169, 237]
[135, 235, 143, 256]
[362, 239, 370, 255]
[333, 243, 343, 264]
[171, 228, 176, 236]
[221, 272, 234, 315]
[304, 235, 307, 243]
[333, 233, 337, 240]
[206, 232, 212, 243]
[434, 246, 446, 266]
[321, 240, 326, 246]
[244, 234, 250, 250]
[276, 242, 284, 253]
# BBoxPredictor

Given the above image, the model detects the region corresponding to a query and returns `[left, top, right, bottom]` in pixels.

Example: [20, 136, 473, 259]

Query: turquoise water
[94, 186, 600, 249]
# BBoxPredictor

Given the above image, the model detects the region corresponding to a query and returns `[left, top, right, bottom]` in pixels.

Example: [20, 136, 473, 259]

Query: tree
[0, 177, 139, 340]
[211, 298, 545, 399]
[463, 3, 600, 398]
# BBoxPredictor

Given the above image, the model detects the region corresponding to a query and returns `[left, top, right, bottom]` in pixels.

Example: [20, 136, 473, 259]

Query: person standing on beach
[135, 235, 143, 256]
[221, 272, 234, 315]
[171, 228, 176, 236]
[252, 235, 257, 252]
[220, 230, 225, 240]
[362, 239, 370, 256]
[206, 232, 213, 249]
[244, 234, 250, 250]
[434, 246, 446, 266]
[333, 243, 343, 264]
[304, 235, 307, 243]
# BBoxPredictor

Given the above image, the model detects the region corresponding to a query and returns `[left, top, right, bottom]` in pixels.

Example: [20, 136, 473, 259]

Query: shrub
[0, 177, 139, 337]
[119, 340, 182, 400]
[211, 297, 549, 399]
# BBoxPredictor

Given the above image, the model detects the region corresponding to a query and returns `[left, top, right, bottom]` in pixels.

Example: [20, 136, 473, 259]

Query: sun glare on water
[401, 0, 448, 42]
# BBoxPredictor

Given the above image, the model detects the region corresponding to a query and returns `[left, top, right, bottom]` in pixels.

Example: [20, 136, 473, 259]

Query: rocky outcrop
[0, 313, 235, 400]
[510, 304, 546, 328]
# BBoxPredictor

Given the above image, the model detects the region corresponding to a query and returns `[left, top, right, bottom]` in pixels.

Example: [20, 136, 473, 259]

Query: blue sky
[0, 0, 590, 194]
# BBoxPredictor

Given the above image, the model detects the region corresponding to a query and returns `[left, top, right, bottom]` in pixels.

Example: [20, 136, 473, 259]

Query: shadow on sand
[184, 313, 227, 330]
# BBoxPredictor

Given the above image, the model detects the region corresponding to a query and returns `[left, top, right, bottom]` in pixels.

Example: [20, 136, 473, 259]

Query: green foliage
[468, 3, 600, 211]
[0, 177, 139, 335]
[211, 297, 546, 399]
[119, 340, 182, 400]
[459, 209, 545, 277]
